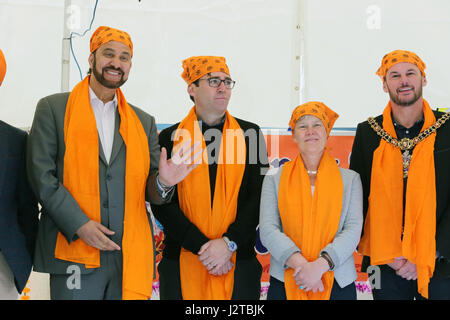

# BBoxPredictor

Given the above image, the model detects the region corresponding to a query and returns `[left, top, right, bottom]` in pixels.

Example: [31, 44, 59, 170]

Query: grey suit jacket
[259, 166, 363, 288]
[27, 92, 160, 274]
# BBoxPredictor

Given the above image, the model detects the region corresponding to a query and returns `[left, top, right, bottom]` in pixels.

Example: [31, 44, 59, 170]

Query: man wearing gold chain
[350, 50, 450, 299]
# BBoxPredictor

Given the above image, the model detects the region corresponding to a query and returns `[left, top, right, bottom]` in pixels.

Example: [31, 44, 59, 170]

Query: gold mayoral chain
[367, 111, 450, 178]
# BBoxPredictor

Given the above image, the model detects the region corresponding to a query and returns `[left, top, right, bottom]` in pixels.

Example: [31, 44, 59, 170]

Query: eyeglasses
[199, 77, 236, 89]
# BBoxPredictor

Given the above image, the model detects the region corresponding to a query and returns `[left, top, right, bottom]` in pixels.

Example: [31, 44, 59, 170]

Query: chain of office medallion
[367, 112, 450, 151]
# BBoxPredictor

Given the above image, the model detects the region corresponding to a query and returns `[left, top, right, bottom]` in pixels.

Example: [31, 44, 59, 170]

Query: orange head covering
[181, 56, 230, 85]
[376, 50, 426, 79]
[289, 101, 339, 136]
[90, 26, 133, 56]
[0, 49, 6, 86]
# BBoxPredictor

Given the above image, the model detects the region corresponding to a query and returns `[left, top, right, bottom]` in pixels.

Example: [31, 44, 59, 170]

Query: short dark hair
[189, 79, 200, 103]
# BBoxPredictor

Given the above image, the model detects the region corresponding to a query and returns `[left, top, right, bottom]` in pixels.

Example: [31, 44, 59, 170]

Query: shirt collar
[89, 86, 118, 108]
[392, 114, 424, 138]
[198, 114, 226, 128]
[198, 116, 226, 136]
[392, 117, 424, 130]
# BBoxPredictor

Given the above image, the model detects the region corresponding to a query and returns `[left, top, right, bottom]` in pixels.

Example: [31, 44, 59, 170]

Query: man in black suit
[350, 50, 450, 299]
[0, 48, 39, 299]
[151, 56, 269, 300]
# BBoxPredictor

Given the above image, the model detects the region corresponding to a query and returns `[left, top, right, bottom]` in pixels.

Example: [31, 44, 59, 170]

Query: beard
[387, 84, 423, 107]
[92, 55, 127, 89]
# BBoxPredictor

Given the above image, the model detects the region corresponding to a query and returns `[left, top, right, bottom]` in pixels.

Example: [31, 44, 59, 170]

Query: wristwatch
[319, 251, 335, 270]
[223, 236, 238, 252]
[156, 173, 174, 199]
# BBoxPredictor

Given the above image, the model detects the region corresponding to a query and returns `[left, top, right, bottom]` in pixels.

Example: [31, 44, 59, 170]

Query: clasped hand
[198, 239, 234, 276]
[293, 258, 329, 293]
[388, 256, 417, 280]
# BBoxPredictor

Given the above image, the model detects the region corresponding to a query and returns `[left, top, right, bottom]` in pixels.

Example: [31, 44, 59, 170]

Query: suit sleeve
[349, 123, 370, 222]
[435, 144, 450, 258]
[145, 114, 168, 204]
[17, 133, 39, 259]
[436, 206, 450, 258]
[259, 169, 301, 266]
[321, 172, 363, 268]
[27, 97, 90, 242]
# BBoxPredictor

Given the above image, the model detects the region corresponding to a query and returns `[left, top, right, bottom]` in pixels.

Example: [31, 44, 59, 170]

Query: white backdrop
[0, 0, 449, 130]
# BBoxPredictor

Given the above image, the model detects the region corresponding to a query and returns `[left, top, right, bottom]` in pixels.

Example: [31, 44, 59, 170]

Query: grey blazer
[27, 92, 160, 275]
[259, 166, 363, 288]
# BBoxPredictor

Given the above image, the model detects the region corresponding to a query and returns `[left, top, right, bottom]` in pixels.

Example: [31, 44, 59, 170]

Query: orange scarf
[0, 48, 6, 86]
[174, 107, 246, 300]
[358, 100, 436, 298]
[278, 152, 343, 300]
[55, 76, 154, 299]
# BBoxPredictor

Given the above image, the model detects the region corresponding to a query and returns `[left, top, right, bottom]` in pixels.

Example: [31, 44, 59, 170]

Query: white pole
[289, 0, 306, 111]
[296, 0, 306, 105]
[61, 0, 72, 92]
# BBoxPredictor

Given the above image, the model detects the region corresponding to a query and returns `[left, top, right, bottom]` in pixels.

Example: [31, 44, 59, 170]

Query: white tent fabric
[1, 0, 448, 131]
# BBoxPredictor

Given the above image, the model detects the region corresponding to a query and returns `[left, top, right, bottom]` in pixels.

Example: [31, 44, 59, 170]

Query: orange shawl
[174, 107, 246, 300]
[55, 76, 154, 300]
[0, 48, 6, 86]
[358, 100, 436, 298]
[278, 152, 343, 300]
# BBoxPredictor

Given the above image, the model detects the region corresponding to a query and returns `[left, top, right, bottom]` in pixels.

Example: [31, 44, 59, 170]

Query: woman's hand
[293, 257, 329, 291]
[285, 252, 308, 270]
[309, 280, 325, 293]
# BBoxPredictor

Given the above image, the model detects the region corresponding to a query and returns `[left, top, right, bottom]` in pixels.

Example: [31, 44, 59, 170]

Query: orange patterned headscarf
[181, 56, 230, 85]
[0, 49, 6, 86]
[289, 102, 339, 136]
[376, 50, 426, 79]
[90, 26, 133, 56]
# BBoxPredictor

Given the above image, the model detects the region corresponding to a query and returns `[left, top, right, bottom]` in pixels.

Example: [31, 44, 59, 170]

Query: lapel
[108, 109, 124, 165]
[98, 137, 107, 165]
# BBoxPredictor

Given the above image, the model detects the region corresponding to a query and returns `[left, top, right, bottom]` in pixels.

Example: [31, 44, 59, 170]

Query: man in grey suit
[27, 26, 198, 300]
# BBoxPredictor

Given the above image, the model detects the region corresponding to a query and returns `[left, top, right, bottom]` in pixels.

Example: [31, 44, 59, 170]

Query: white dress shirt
[89, 87, 117, 164]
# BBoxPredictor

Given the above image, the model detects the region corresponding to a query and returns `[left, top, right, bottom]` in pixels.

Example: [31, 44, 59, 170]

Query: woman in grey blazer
[259, 102, 363, 300]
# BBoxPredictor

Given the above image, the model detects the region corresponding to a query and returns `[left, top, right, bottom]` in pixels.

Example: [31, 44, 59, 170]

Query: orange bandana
[289, 102, 339, 136]
[376, 50, 426, 78]
[90, 26, 133, 56]
[358, 100, 436, 298]
[278, 152, 343, 300]
[0, 49, 6, 86]
[174, 106, 246, 300]
[55, 76, 153, 299]
[181, 56, 230, 85]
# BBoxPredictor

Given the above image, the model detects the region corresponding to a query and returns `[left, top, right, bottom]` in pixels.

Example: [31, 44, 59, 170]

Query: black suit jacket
[0, 120, 39, 292]
[349, 110, 450, 277]
[151, 117, 269, 261]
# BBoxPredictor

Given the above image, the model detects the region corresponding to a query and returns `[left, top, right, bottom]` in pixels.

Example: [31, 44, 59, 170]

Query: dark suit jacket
[0, 120, 39, 293]
[152, 118, 269, 261]
[350, 110, 450, 277]
[27, 92, 160, 275]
